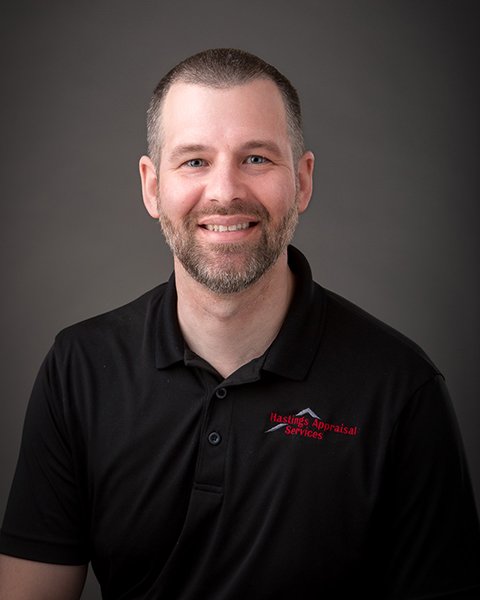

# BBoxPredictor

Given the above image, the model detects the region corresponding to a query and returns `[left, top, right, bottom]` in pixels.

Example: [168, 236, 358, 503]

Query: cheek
[157, 179, 203, 219]
[256, 176, 297, 212]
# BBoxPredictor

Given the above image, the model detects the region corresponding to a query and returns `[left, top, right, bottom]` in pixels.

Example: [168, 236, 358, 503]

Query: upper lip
[198, 215, 258, 227]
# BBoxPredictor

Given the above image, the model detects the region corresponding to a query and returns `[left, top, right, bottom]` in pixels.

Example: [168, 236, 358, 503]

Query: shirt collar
[154, 246, 326, 380]
[154, 271, 184, 369]
[262, 245, 326, 380]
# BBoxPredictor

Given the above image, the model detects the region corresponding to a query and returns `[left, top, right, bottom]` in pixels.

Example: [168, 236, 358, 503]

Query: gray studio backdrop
[1, 2, 479, 598]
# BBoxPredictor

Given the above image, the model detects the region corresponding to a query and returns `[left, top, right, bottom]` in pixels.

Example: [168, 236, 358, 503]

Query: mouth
[201, 222, 257, 232]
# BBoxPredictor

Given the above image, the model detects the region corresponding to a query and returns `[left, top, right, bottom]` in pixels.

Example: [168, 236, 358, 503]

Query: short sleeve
[0, 344, 89, 565]
[378, 375, 480, 598]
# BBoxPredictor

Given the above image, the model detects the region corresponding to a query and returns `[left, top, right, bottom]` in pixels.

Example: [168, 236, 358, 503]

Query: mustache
[189, 200, 270, 221]
[156, 195, 272, 224]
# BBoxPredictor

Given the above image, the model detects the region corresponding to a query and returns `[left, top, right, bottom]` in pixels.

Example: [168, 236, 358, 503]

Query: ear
[139, 155, 160, 219]
[296, 151, 315, 214]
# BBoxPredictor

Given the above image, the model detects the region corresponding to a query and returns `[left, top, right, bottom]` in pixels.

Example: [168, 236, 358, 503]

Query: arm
[378, 375, 480, 597]
[0, 346, 90, 582]
[0, 554, 87, 600]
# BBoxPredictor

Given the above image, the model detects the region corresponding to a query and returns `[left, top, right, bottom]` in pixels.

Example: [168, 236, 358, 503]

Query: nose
[204, 160, 245, 204]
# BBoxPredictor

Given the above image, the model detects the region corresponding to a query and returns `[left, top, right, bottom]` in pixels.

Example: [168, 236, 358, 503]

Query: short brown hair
[146, 48, 305, 167]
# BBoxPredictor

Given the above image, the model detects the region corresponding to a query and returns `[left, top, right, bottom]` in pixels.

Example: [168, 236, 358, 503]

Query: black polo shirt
[1, 246, 480, 599]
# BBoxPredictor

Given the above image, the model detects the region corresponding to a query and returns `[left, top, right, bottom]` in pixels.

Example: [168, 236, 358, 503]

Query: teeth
[204, 222, 251, 232]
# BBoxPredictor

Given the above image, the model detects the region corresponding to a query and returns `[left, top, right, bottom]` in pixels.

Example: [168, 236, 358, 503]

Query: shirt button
[208, 431, 222, 446]
[216, 387, 227, 399]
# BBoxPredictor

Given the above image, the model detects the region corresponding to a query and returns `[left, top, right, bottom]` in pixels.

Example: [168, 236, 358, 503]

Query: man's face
[142, 79, 313, 294]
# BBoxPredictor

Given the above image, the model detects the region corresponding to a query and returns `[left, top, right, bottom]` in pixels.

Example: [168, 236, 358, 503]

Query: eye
[184, 158, 206, 168]
[245, 155, 270, 165]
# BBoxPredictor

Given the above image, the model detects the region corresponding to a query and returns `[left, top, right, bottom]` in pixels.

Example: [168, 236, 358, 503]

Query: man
[1, 48, 479, 599]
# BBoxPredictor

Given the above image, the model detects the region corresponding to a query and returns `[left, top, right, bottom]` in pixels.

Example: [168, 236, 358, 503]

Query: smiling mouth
[201, 222, 257, 232]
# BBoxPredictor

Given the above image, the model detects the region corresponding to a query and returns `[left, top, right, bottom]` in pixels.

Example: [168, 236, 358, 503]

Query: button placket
[195, 386, 232, 489]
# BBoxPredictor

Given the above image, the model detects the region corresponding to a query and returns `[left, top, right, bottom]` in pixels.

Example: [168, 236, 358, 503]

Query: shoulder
[53, 283, 167, 356]
[320, 286, 441, 380]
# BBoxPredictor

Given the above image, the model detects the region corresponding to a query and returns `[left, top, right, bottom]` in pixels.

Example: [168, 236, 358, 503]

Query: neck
[174, 251, 294, 379]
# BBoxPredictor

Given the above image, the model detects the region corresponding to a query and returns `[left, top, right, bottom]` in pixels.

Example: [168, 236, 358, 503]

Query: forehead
[160, 79, 290, 150]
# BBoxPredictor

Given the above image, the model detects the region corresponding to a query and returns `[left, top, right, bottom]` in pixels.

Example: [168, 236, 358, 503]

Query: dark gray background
[1, 2, 478, 597]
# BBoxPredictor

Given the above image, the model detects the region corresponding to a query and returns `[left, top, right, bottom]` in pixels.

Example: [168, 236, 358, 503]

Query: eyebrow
[168, 144, 211, 162]
[168, 140, 284, 162]
[239, 140, 283, 155]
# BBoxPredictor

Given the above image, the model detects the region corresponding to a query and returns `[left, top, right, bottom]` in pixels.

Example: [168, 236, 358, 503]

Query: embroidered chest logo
[265, 407, 359, 441]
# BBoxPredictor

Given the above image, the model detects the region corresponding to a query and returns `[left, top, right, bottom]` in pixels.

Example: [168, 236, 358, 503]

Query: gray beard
[158, 200, 299, 294]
